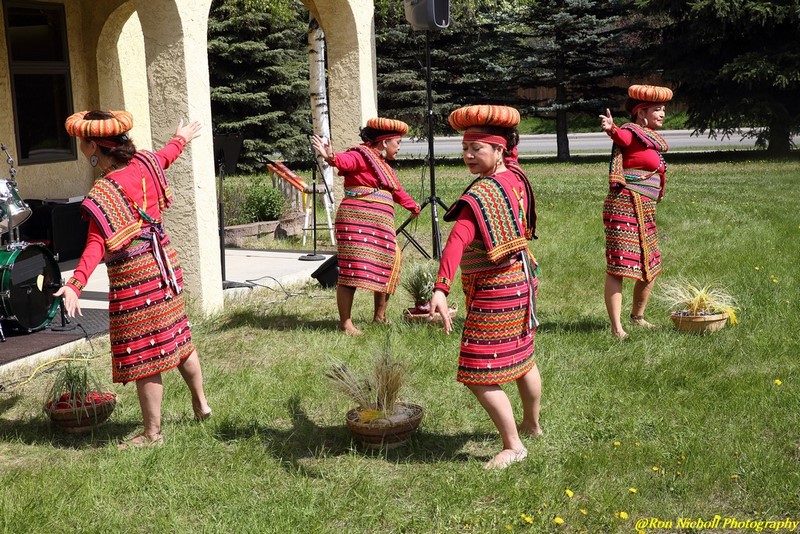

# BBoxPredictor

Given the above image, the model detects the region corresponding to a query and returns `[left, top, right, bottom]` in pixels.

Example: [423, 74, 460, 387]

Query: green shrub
[242, 178, 286, 223]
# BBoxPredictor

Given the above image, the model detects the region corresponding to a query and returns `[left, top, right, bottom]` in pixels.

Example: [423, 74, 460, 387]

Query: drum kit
[0, 143, 63, 342]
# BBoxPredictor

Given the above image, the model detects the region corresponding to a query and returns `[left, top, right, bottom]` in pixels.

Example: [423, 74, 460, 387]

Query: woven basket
[670, 312, 729, 334]
[46, 394, 117, 433]
[402, 305, 457, 325]
[345, 402, 424, 450]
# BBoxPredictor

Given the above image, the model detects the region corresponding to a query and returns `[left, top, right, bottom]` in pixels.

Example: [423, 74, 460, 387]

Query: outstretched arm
[175, 118, 202, 143]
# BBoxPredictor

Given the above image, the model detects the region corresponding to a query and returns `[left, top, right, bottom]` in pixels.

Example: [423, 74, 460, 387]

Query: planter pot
[671, 312, 729, 334]
[402, 305, 457, 325]
[45, 394, 117, 433]
[345, 401, 424, 450]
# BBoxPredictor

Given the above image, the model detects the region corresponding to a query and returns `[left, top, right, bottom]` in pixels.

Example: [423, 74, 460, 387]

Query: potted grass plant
[401, 262, 456, 324]
[660, 279, 739, 333]
[325, 351, 423, 449]
[43, 360, 116, 433]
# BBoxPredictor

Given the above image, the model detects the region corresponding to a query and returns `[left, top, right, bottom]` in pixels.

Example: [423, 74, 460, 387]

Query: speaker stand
[396, 30, 446, 259]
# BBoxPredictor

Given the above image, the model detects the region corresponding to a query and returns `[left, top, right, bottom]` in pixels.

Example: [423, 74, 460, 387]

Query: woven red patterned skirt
[603, 189, 661, 282]
[335, 194, 401, 294]
[106, 237, 194, 384]
[458, 262, 537, 385]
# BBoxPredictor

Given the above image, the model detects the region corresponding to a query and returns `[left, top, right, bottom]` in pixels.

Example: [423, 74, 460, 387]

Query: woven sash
[608, 123, 668, 199]
[350, 145, 401, 192]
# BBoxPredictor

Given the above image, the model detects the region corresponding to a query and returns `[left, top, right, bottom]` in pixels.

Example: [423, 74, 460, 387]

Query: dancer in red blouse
[311, 118, 420, 336]
[599, 84, 672, 339]
[428, 105, 541, 469]
[55, 110, 211, 448]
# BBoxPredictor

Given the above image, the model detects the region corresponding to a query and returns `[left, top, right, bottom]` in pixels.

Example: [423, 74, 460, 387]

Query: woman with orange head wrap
[310, 118, 420, 336]
[428, 105, 541, 469]
[599, 84, 673, 338]
[55, 110, 211, 448]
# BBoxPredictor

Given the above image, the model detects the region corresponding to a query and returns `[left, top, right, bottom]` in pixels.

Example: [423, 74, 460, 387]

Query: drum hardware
[49, 279, 76, 333]
[0, 243, 62, 341]
[0, 143, 30, 239]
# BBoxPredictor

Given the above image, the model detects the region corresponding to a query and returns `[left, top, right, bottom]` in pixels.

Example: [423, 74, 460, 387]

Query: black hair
[359, 126, 395, 144]
[84, 110, 137, 163]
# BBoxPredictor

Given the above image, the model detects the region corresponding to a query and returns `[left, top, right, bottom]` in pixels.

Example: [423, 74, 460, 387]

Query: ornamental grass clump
[325, 351, 408, 423]
[401, 262, 436, 310]
[659, 278, 739, 324]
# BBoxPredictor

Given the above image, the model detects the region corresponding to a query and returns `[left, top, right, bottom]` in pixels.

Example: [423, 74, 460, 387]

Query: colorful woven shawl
[350, 145, 401, 191]
[444, 175, 528, 264]
[81, 150, 171, 252]
[82, 178, 141, 252]
[133, 150, 173, 210]
[608, 123, 668, 200]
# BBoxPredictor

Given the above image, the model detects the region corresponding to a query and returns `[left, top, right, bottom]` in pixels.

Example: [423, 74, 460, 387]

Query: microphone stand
[217, 158, 253, 289]
[299, 163, 325, 261]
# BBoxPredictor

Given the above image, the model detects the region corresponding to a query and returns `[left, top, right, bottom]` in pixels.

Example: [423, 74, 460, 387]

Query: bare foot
[517, 424, 543, 438]
[484, 447, 528, 469]
[118, 433, 164, 450]
[612, 329, 628, 339]
[372, 317, 391, 325]
[630, 315, 656, 328]
[194, 406, 212, 421]
[340, 325, 364, 336]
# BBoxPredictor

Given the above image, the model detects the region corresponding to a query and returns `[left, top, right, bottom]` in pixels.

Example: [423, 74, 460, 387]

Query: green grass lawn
[1, 155, 799, 533]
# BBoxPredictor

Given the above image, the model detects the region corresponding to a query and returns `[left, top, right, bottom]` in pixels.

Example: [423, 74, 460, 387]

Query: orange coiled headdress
[448, 105, 520, 131]
[65, 110, 134, 138]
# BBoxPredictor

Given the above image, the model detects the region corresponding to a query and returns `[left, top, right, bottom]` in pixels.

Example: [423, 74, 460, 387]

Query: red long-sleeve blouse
[67, 137, 186, 296]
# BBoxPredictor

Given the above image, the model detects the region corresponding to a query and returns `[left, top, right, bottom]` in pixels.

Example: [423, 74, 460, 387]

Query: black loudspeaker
[20, 200, 89, 262]
[311, 254, 338, 289]
[404, 0, 450, 31]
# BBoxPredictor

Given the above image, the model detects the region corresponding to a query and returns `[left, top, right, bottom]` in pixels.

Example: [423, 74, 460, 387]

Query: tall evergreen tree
[208, 0, 311, 172]
[504, 0, 651, 160]
[374, 0, 515, 137]
[640, 0, 800, 154]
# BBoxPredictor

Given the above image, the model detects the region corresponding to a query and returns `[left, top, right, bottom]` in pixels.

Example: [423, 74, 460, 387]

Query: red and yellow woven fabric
[366, 117, 409, 136]
[335, 189, 402, 294]
[457, 261, 537, 385]
[65, 110, 133, 138]
[82, 178, 142, 252]
[627, 85, 673, 104]
[106, 235, 194, 384]
[448, 105, 520, 131]
[603, 191, 662, 282]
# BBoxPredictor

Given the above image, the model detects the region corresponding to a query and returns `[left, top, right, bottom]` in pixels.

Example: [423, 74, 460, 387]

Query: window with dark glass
[4, 1, 74, 164]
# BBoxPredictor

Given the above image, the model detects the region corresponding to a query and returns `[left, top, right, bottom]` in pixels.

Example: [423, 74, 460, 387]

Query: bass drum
[0, 244, 62, 332]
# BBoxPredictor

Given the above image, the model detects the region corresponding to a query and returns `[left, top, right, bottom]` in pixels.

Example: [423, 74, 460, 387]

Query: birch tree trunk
[308, 16, 336, 208]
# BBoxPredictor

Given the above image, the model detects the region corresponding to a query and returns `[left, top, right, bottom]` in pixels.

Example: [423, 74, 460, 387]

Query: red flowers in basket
[46, 391, 116, 411]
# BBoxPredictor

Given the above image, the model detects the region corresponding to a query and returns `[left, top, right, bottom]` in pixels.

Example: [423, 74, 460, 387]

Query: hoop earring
[643, 117, 649, 128]
[90, 155, 99, 168]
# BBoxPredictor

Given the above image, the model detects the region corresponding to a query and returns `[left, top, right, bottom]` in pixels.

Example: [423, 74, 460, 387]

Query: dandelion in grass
[613, 440, 621, 447]
[754, 266, 760, 271]
[618, 511, 629, 520]
[504, 524, 513, 531]
[553, 517, 564, 525]
[580, 509, 588, 515]
[629, 487, 637, 494]
[731, 473, 740, 479]
[651, 466, 660, 472]
[775, 379, 783, 386]
[520, 513, 533, 524]
[565, 489, 574, 498]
